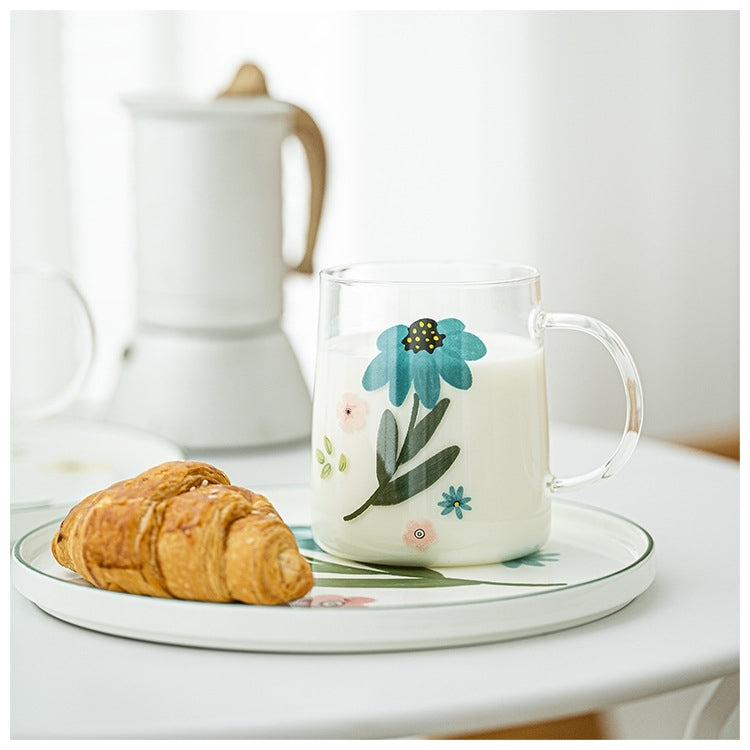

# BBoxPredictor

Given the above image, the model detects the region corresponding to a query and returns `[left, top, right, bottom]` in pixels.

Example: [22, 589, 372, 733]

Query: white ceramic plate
[10, 417, 184, 542]
[12, 488, 655, 653]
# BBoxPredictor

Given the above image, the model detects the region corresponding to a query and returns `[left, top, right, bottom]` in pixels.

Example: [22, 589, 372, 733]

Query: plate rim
[10, 415, 185, 511]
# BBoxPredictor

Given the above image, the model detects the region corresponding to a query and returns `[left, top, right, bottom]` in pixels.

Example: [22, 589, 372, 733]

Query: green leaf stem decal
[343, 394, 459, 521]
[370, 447, 461, 508]
[376, 409, 398, 484]
[294, 528, 567, 592]
[398, 396, 450, 464]
[304, 552, 565, 590]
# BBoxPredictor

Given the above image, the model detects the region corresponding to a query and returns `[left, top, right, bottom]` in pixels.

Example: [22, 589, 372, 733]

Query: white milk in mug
[311, 261, 643, 567]
[310, 327, 551, 567]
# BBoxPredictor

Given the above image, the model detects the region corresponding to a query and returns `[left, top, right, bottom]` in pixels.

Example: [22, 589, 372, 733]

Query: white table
[10, 424, 739, 739]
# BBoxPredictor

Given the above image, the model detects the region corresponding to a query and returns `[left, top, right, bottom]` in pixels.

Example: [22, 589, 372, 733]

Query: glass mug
[310, 261, 643, 567]
[11, 263, 96, 424]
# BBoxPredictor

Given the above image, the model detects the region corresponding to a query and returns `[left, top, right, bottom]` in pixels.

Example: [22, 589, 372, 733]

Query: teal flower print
[438, 485, 472, 519]
[362, 317, 487, 409]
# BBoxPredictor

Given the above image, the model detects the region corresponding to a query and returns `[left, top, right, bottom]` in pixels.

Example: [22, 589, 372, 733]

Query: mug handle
[536, 311, 644, 492]
[11, 263, 96, 421]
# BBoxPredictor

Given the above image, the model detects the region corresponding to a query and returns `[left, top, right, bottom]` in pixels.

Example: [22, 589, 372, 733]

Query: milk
[311, 331, 552, 566]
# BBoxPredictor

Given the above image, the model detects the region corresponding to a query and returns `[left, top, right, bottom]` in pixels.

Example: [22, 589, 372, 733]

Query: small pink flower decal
[403, 520, 437, 551]
[336, 392, 368, 432]
[290, 595, 375, 608]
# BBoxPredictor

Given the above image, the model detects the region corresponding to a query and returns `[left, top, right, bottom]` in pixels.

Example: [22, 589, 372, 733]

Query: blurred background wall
[10, 9, 739, 451]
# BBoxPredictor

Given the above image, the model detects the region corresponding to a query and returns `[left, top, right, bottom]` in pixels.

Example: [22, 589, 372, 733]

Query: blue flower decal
[362, 317, 487, 408]
[502, 551, 560, 568]
[438, 485, 472, 519]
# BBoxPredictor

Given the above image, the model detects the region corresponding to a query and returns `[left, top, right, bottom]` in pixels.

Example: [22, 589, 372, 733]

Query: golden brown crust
[223, 489, 314, 605]
[50, 461, 313, 605]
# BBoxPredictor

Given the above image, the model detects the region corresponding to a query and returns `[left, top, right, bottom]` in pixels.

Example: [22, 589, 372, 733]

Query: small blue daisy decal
[362, 317, 486, 409]
[438, 485, 472, 519]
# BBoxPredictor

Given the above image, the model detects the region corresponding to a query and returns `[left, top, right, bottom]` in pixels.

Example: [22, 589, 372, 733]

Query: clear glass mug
[11, 263, 96, 424]
[310, 261, 643, 567]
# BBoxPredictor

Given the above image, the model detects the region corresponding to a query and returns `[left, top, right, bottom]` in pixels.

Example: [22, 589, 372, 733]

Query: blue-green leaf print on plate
[293, 526, 324, 553]
[502, 551, 561, 568]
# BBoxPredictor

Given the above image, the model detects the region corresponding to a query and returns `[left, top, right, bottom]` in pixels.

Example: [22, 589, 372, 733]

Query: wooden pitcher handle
[218, 63, 325, 275]
[290, 105, 326, 275]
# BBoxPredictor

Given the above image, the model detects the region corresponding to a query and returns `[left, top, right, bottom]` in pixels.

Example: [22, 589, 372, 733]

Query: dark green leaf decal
[344, 395, 458, 521]
[310, 560, 385, 576]
[372, 446, 460, 507]
[310, 575, 563, 589]
[312, 576, 478, 589]
[376, 409, 398, 484]
[302, 550, 565, 590]
[392, 446, 459, 500]
[398, 396, 450, 464]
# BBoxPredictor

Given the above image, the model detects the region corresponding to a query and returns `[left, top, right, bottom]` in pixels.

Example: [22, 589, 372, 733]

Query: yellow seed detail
[402, 317, 445, 355]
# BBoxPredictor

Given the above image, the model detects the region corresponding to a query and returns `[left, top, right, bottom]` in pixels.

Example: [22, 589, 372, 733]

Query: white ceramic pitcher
[108, 64, 325, 449]
[124, 62, 325, 330]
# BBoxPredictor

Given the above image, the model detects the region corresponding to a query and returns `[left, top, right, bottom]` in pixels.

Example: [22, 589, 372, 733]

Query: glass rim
[319, 260, 540, 287]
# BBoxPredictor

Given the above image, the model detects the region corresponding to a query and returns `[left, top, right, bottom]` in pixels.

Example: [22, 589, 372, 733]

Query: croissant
[51, 460, 314, 605]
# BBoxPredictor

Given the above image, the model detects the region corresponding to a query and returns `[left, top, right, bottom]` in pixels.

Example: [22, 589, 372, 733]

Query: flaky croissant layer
[51, 460, 314, 605]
